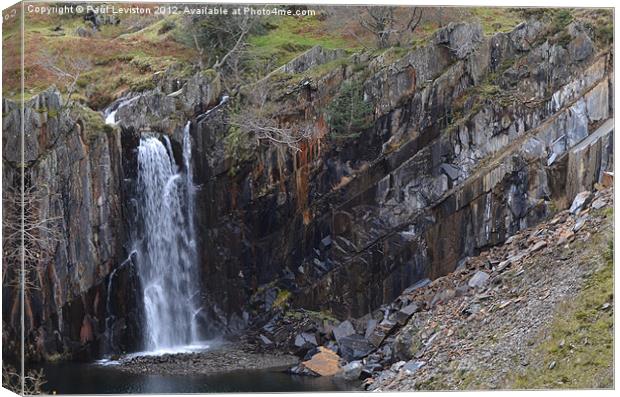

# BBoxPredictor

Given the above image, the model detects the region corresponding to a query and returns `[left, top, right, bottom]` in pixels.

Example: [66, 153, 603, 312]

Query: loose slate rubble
[248, 188, 612, 388]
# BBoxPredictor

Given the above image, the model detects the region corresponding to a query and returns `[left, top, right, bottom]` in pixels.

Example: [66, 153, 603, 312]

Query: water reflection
[41, 362, 356, 394]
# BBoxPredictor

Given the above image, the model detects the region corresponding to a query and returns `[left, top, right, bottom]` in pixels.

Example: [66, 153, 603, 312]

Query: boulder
[333, 320, 356, 343]
[468, 271, 490, 289]
[569, 191, 593, 214]
[338, 361, 363, 381]
[338, 334, 374, 362]
[295, 332, 318, 348]
[367, 319, 397, 347]
[301, 347, 342, 376]
[572, 216, 588, 232]
[403, 278, 431, 294]
[364, 319, 378, 339]
[394, 303, 420, 325]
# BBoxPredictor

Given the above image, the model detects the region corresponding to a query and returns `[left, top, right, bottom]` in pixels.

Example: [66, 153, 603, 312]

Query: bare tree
[229, 90, 313, 152]
[2, 364, 46, 395]
[38, 50, 91, 115]
[359, 7, 423, 48]
[2, 184, 60, 326]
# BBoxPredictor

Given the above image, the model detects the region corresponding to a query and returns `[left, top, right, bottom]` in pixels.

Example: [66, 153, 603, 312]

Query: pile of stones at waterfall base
[249, 185, 613, 388]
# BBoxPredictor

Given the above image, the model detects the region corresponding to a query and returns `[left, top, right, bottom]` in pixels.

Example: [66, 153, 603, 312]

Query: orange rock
[302, 346, 342, 376]
[601, 171, 614, 187]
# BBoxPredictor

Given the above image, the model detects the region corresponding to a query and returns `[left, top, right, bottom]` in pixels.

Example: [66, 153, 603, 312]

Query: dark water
[41, 362, 357, 394]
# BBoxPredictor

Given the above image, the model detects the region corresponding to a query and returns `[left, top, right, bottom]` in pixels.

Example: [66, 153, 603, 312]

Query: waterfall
[135, 126, 201, 352]
[103, 96, 139, 125]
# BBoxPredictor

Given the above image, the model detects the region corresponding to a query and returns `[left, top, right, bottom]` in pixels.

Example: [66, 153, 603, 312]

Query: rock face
[280, 46, 346, 74]
[187, 19, 613, 326]
[2, 89, 141, 361]
[3, 16, 614, 365]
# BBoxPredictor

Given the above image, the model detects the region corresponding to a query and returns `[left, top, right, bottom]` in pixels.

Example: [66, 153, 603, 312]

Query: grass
[247, 15, 357, 71]
[470, 7, 524, 35]
[4, 12, 195, 107]
[510, 236, 614, 389]
[72, 104, 114, 139]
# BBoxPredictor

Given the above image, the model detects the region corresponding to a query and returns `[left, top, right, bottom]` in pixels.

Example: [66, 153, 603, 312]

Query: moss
[273, 289, 291, 308]
[47, 108, 59, 118]
[74, 105, 113, 138]
[284, 308, 338, 323]
[224, 125, 254, 177]
[510, 238, 614, 389]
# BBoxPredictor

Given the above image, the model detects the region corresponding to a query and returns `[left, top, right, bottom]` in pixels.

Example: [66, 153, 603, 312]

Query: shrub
[326, 80, 373, 139]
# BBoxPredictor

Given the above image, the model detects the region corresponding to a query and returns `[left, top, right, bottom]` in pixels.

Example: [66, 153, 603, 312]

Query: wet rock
[338, 334, 374, 362]
[468, 271, 490, 289]
[301, 346, 342, 376]
[338, 360, 363, 381]
[569, 191, 593, 214]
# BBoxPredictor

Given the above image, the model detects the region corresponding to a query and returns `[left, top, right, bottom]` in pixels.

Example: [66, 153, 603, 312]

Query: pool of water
[40, 361, 357, 394]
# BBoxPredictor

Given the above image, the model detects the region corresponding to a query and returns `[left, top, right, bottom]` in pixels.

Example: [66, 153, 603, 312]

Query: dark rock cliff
[184, 20, 613, 325]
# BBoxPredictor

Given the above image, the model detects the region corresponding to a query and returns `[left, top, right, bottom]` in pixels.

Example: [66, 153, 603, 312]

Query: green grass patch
[470, 7, 524, 35]
[72, 104, 114, 138]
[511, 238, 614, 389]
[247, 15, 356, 72]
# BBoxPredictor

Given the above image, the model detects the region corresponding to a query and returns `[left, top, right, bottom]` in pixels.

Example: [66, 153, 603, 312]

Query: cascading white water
[104, 96, 139, 125]
[135, 125, 201, 352]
